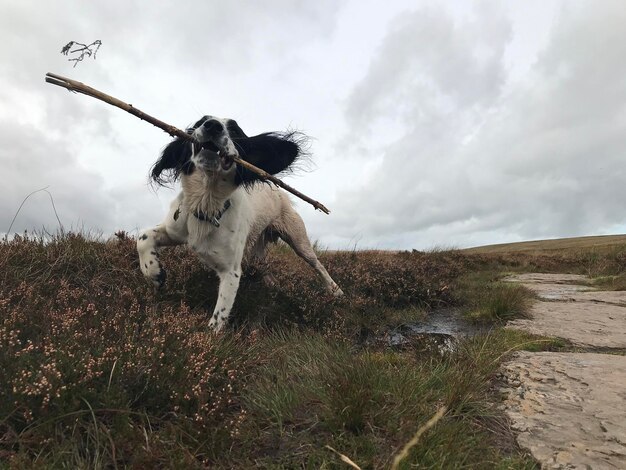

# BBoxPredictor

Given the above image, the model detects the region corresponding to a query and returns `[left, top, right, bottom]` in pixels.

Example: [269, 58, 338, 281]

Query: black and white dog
[137, 116, 343, 331]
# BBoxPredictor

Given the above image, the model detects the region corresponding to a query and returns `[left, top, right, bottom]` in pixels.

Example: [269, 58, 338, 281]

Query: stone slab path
[500, 273, 626, 469]
[505, 274, 626, 348]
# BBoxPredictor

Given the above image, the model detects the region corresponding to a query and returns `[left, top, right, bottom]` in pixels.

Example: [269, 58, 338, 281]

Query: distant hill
[464, 234, 626, 254]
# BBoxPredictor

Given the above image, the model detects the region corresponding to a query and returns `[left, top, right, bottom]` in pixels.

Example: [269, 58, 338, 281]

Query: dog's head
[151, 115, 307, 187]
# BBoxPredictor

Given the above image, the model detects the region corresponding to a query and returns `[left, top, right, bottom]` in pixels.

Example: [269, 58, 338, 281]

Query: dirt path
[500, 273, 626, 469]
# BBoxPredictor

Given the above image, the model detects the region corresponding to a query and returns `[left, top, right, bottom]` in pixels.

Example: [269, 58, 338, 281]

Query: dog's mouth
[197, 141, 235, 171]
[201, 141, 220, 153]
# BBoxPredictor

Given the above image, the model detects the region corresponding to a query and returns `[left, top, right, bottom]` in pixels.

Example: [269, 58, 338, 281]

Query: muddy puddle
[384, 308, 490, 353]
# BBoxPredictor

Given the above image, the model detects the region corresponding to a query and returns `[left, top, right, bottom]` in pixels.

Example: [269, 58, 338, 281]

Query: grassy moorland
[464, 234, 626, 255]
[1, 233, 625, 468]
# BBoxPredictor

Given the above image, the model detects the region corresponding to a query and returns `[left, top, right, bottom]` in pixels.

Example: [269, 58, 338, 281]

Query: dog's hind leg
[274, 213, 344, 297]
[248, 229, 280, 287]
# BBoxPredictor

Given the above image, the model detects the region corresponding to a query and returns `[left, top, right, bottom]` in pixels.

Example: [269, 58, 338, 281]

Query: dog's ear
[150, 136, 194, 186]
[233, 131, 308, 186]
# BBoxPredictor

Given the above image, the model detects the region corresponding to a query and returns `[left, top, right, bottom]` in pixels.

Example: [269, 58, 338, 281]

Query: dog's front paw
[208, 315, 225, 332]
[154, 267, 167, 289]
[141, 261, 167, 289]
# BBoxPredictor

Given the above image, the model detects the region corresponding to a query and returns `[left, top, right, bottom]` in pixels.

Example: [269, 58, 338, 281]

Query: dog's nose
[203, 119, 224, 134]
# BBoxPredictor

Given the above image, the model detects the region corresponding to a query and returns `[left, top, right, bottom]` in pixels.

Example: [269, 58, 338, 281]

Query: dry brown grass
[464, 234, 626, 255]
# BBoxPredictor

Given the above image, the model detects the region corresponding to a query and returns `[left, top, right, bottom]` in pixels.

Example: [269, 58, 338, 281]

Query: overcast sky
[1, 0, 624, 249]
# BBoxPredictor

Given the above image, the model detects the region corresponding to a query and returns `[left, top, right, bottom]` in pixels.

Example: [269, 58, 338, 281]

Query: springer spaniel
[137, 116, 343, 331]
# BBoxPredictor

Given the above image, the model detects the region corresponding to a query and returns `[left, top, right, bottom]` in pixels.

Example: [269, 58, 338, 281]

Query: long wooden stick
[44, 72, 330, 214]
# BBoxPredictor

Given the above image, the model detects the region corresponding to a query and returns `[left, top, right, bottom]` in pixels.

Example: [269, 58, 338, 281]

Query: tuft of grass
[474, 283, 535, 322]
[493, 329, 569, 353]
[591, 273, 626, 291]
[237, 329, 538, 469]
[455, 271, 535, 323]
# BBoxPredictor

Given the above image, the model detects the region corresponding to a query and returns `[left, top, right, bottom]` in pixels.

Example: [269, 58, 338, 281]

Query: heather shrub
[0, 233, 553, 467]
[0, 233, 468, 464]
[220, 248, 467, 334]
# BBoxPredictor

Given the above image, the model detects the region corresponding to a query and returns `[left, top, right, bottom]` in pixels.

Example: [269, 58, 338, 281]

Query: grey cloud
[326, 1, 626, 249]
[107, 183, 176, 234]
[0, 118, 169, 236]
[345, 4, 511, 138]
[0, 120, 115, 234]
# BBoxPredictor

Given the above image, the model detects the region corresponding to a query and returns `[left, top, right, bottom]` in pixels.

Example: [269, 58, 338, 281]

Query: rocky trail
[500, 273, 626, 469]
